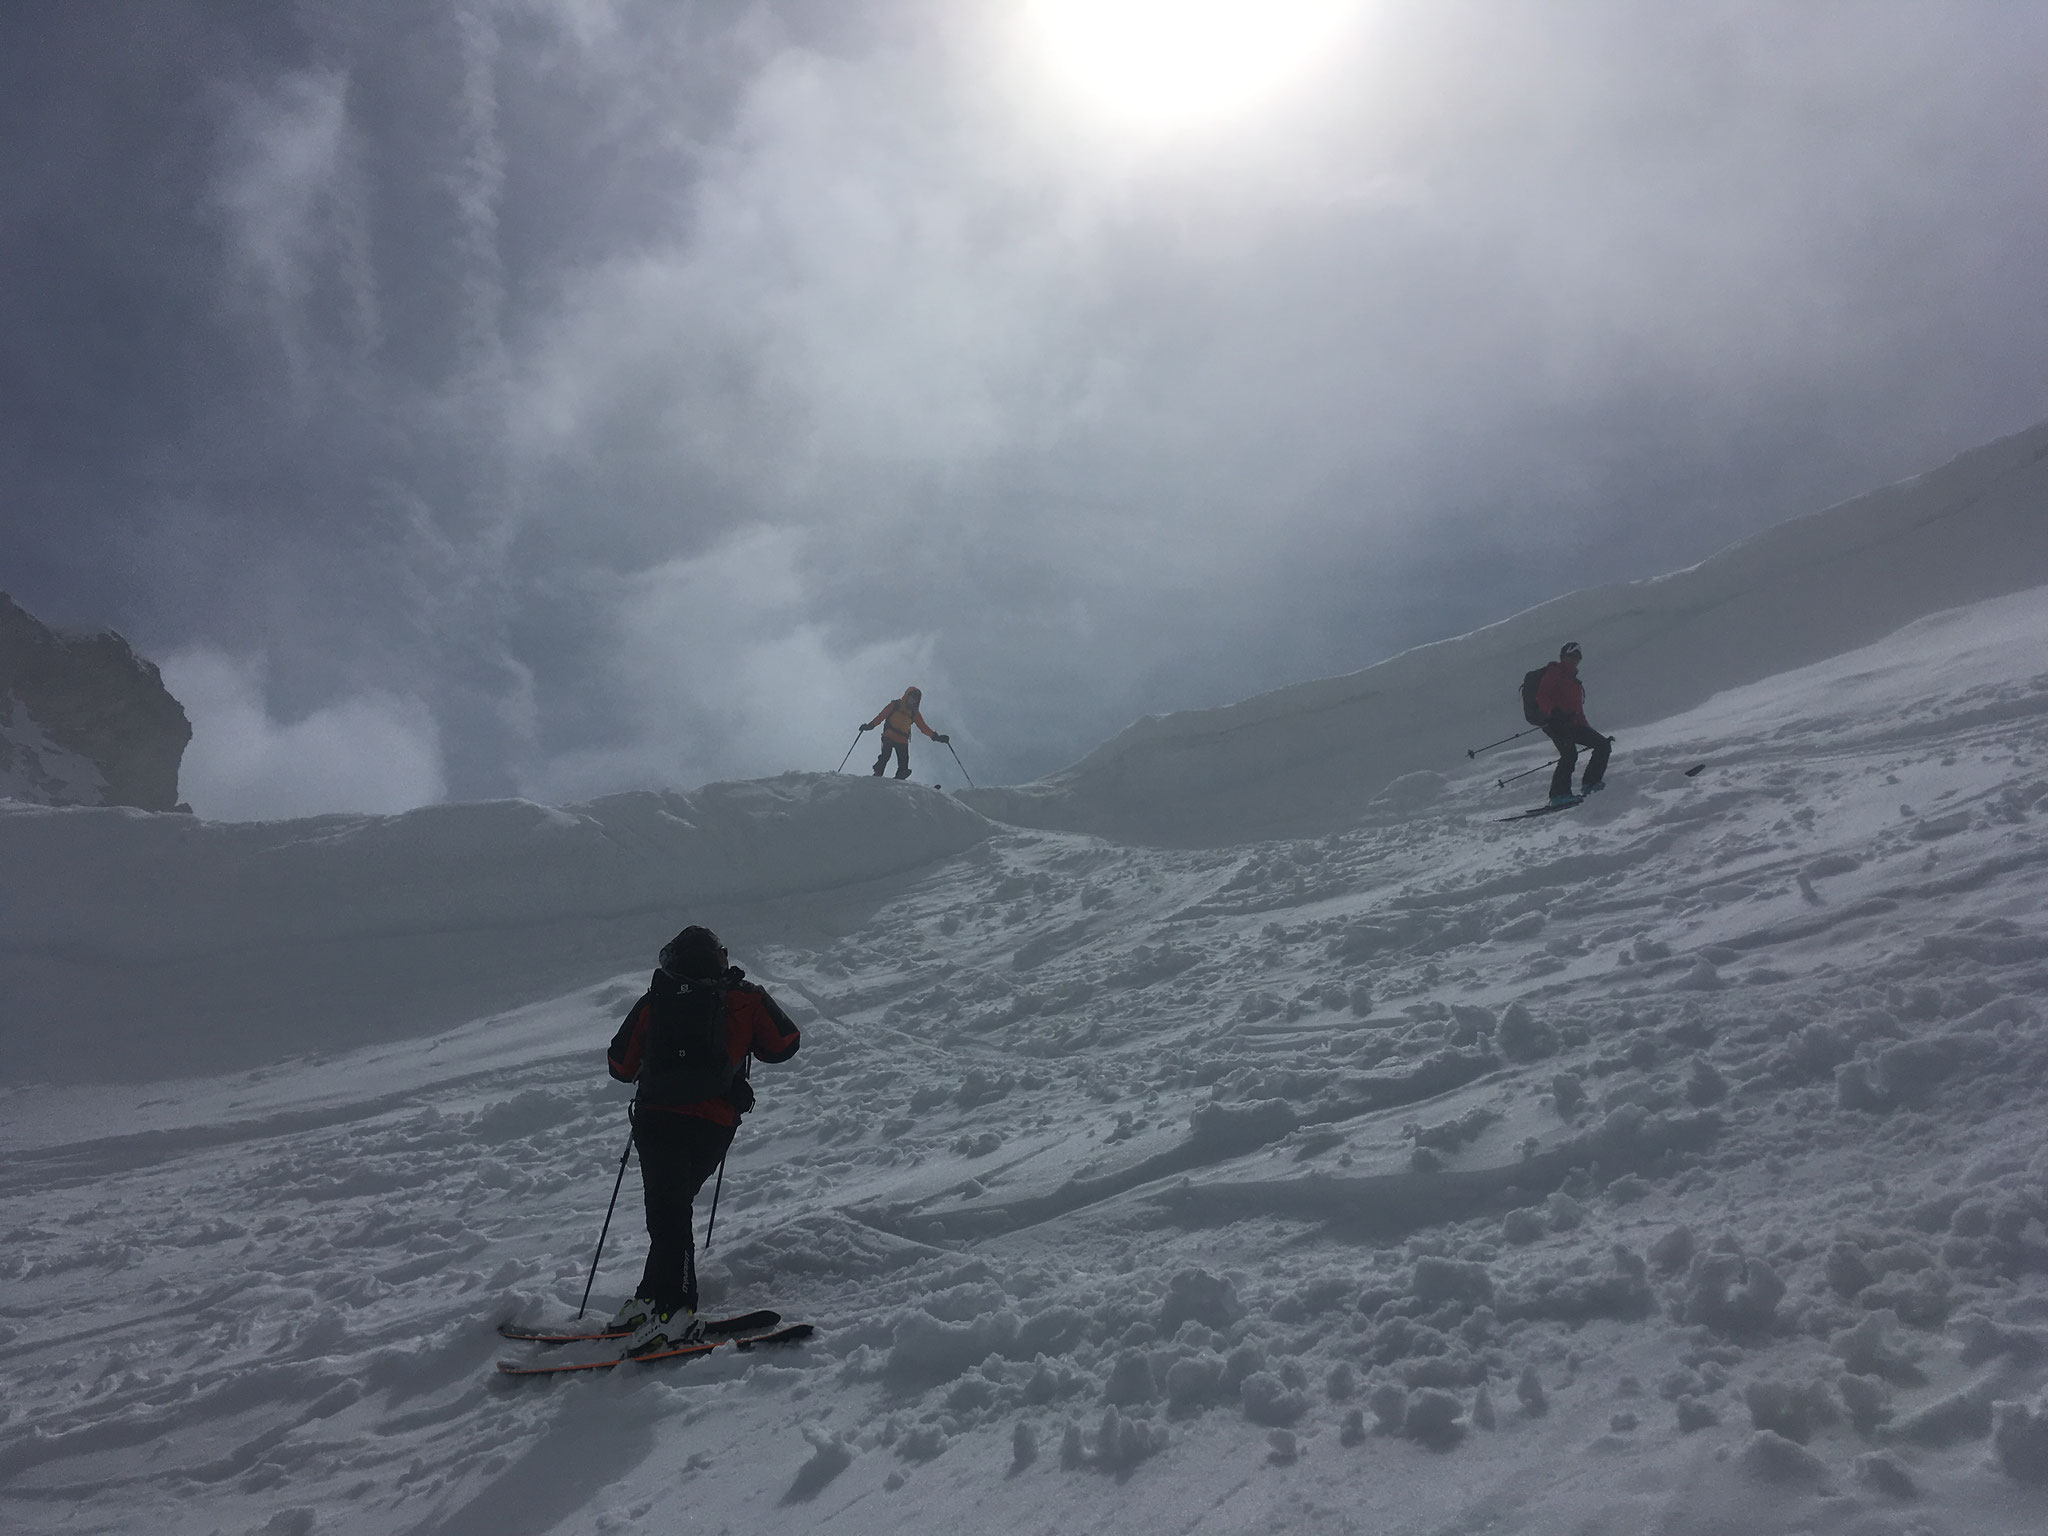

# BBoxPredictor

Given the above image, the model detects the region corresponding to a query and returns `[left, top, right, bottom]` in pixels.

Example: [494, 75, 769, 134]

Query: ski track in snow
[6, 591, 2048, 1534]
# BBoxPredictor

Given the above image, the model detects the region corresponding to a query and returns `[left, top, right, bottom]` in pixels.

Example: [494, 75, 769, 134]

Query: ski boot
[626, 1308, 707, 1356]
[608, 1295, 657, 1334]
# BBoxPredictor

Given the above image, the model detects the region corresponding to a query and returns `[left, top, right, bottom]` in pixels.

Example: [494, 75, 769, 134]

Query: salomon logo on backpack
[635, 974, 739, 1104]
[1519, 666, 1549, 726]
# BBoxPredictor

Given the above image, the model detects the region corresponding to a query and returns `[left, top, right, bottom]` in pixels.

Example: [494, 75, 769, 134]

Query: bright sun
[1018, 0, 1356, 135]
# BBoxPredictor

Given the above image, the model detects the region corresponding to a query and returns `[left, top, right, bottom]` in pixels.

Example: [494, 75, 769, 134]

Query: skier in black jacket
[605, 925, 800, 1355]
[1533, 641, 1613, 805]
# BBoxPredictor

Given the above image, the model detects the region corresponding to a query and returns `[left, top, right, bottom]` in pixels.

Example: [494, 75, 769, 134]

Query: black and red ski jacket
[1533, 661, 1589, 729]
[607, 970, 801, 1127]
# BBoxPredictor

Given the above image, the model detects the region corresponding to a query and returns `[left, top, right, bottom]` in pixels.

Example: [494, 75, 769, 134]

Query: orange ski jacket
[868, 694, 938, 746]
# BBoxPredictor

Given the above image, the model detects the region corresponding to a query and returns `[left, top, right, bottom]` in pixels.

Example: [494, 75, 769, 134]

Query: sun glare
[1018, 0, 1356, 135]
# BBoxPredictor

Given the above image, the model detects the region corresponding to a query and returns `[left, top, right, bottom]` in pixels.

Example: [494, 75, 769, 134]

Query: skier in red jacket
[1534, 641, 1613, 805]
[605, 925, 800, 1355]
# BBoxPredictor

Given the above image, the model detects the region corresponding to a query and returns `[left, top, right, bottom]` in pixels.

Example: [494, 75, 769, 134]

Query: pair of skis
[495, 1308, 812, 1377]
[1497, 795, 1582, 822]
[1498, 761, 1705, 821]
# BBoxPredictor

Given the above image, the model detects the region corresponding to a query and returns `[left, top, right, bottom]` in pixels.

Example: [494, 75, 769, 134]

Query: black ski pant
[1545, 721, 1611, 800]
[872, 739, 912, 779]
[631, 1108, 736, 1316]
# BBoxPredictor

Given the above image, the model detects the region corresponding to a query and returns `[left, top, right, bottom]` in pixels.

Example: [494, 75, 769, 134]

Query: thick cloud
[164, 648, 445, 820]
[4, 0, 2045, 815]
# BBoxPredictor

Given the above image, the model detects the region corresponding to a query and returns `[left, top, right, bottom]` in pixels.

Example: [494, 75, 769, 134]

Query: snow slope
[0, 772, 991, 1083]
[965, 418, 2048, 845]
[5, 582, 2048, 1536]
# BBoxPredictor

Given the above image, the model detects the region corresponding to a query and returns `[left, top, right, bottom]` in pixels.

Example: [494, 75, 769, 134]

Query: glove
[935, 734, 950, 744]
[858, 722, 873, 732]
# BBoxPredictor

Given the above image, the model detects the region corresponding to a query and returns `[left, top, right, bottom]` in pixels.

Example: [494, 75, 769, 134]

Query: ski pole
[703, 1062, 745, 1252]
[703, 1146, 729, 1252]
[834, 729, 865, 773]
[1468, 726, 1540, 759]
[577, 1109, 636, 1319]
[1495, 762, 1549, 789]
[942, 739, 975, 788]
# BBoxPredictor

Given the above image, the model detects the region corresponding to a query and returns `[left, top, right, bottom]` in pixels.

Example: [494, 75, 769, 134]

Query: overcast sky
[5, 0, 2046, 818]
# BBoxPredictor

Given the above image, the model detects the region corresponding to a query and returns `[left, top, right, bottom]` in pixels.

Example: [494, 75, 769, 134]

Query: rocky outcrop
[0, 592, 190, 810]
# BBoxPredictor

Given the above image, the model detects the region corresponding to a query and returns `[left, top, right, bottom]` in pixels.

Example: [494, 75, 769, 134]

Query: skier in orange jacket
[860, 686, 948, 779]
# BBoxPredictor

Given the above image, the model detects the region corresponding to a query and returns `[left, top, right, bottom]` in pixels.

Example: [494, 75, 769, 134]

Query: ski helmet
[1559, 641, 1582, 662]
[904, 685, 922, 702]
[658, 925, 727, 979]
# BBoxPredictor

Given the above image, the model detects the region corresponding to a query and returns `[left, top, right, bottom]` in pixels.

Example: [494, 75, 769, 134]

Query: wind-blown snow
[5, 461, 2048, 1536]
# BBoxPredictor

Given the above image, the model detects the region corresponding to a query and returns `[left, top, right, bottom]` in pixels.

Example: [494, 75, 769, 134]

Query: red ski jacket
[607, 974, 801, 1127]
[1534, 662, 1588, 728]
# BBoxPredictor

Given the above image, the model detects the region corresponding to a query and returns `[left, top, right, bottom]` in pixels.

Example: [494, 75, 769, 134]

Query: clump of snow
[1401, 1388, 1467, 1449]
[1496, 1001, 1556, 1062]
[1893, 1385, 1994, 1447]
[1830, 1309, 1925, 1384]
[1235, 1368, 1304, 1428]
[1679, 1250, 1788, 1336]
[786, 1427, 855, 1502]
[1740, 1429, 1830, 1484]
[1101, 1349, 1155, 1407]
[1854, 1450, 1919, 1499]
[1837, 1373, 1892, 1434]
[1372, 771, 1447, 811]
[1743, 1377, 1838, 1443]
[1158, 1268, 1242, 1333]
[1675, 1396, 1719, 1433]
[1994, 1397, 2048, 1484]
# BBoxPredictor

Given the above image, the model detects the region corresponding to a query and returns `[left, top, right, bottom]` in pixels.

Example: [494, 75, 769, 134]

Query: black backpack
[634, 973, 741, 1105]
[1519, 665, 1550, 726]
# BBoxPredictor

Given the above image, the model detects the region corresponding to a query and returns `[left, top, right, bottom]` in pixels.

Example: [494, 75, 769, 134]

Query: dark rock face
[0, 593, 190, 810]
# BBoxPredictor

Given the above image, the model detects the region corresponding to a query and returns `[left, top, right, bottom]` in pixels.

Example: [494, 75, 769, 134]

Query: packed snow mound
[965, 419, 2048, 845]
[0, 772, 990, 1083]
